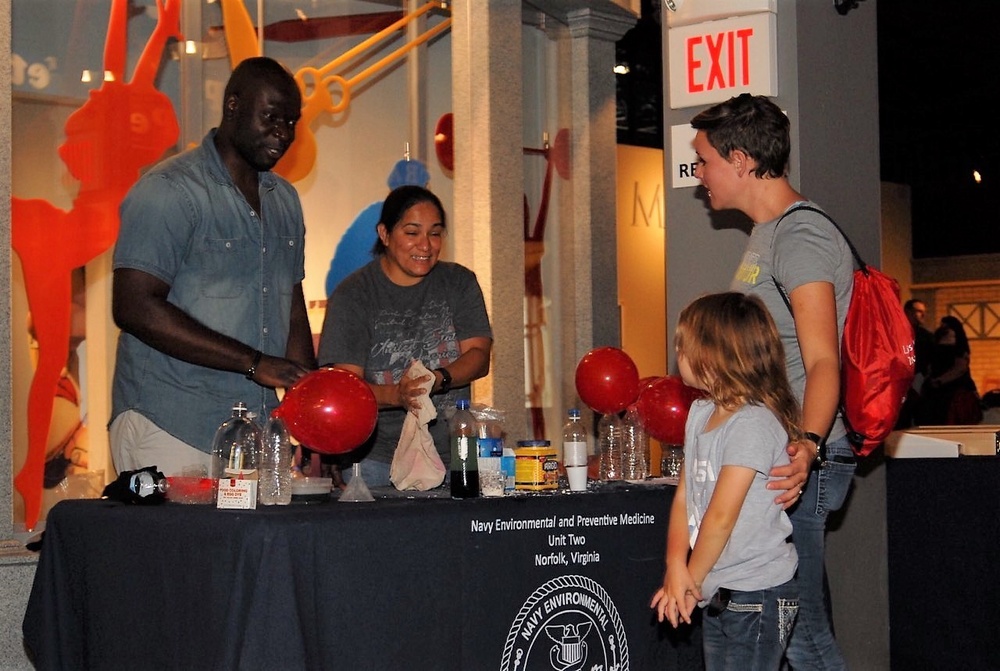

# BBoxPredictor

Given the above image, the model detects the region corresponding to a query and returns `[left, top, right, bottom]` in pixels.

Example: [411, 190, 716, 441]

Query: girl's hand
[650, 567, 702, 627]
[650, 586, 681, 627]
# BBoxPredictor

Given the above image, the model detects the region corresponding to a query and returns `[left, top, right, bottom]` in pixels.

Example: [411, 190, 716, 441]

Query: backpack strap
[770, 204, 864, 462]
[770, 204, 865, 313]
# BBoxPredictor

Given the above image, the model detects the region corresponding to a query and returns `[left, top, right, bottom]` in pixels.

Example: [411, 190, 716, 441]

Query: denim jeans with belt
[702, 578, 798, 670]
[784, 434, 856, 670]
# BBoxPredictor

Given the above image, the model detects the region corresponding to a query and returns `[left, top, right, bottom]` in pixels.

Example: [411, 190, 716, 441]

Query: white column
[560, 8, 634, 413]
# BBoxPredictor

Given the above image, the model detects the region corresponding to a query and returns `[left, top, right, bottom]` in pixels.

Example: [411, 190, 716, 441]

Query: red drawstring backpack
[774, 205, 916, 457]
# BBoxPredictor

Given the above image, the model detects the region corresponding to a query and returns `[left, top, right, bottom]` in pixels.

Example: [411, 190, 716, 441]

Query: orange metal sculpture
[13, 0, 452, 529]
[12, 0, 181, 530]
[219, 0, 452, 183]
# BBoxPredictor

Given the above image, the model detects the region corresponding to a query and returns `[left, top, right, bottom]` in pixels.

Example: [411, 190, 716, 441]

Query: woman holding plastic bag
[317, 186, 493, 488]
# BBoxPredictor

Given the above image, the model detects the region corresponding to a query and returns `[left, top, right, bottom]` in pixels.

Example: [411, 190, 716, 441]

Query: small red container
[165, 476, 215, 505]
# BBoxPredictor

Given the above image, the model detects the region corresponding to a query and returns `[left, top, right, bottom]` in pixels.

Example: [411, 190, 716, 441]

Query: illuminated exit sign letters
[668, 12, 777, 109]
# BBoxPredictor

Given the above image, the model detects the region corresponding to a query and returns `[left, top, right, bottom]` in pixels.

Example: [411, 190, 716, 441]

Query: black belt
[707, 588, 732, 617]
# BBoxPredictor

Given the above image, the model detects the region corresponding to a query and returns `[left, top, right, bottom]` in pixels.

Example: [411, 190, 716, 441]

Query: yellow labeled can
[514, 440, 558, 490]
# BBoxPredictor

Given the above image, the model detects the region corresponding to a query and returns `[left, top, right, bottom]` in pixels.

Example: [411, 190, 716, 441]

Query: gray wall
[663, 2, 888, 669]
[1, 0, 39, 667]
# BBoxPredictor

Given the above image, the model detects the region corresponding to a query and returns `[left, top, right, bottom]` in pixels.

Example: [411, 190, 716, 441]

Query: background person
[651, 292, 800, 670]
[918, 316, 981, 425]
[935, 315, 973, 377]
[317, 185, 493, 487]
[904, 299, 935, 381]
[109, 57, 316, 476]
[691, 93, 855, 670]
[897, 299, 935, 428]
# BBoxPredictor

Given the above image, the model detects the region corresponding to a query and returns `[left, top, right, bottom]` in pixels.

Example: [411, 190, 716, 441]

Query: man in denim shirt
[109, 57, 316, 475]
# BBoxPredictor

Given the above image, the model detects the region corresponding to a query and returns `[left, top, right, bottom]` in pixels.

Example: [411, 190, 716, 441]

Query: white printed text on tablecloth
[469, 511, 657, 568]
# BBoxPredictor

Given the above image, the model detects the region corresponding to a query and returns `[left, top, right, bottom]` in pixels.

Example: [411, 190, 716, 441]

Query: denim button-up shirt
[112, 130, 305, 452]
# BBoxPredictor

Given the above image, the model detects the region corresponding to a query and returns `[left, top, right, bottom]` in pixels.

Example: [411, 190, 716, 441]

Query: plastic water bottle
[450, 399, 480, 499]
[502, 442, 516, 493]
[597, 413, 624, 481]
[210, 402, 261, 497]
[562, 408, 588, 456]
[622, 405, 649, 480]
[562, 408, 589, 491]
[258, 416, 293, 505]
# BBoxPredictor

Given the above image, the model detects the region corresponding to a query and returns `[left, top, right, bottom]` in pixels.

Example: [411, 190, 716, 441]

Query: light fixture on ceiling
[663, 0, 679, 11]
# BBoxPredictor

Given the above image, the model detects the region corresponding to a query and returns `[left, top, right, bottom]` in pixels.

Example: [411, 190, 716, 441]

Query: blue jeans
[784, 435, 856, 670]
[702, 579, 798, 670]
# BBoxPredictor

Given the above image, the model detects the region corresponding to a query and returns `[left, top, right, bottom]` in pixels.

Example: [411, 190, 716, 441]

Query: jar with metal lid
[514, 440, 559, 491]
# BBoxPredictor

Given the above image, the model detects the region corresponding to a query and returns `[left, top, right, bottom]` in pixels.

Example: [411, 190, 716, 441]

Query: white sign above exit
[667, 12, 777, 109]
[665, 0, 776, 28]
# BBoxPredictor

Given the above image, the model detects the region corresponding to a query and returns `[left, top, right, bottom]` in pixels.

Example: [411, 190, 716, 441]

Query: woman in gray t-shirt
[318, 186, 493, 486]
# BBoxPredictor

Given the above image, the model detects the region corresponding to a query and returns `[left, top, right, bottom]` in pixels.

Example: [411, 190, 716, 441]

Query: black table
[886, 456, 1000, 670]
[23, 482, 698, 670]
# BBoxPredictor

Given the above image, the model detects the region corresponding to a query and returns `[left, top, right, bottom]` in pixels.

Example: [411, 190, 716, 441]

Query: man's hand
[252, 354, 310, 390]
[767, 439, 814, 509]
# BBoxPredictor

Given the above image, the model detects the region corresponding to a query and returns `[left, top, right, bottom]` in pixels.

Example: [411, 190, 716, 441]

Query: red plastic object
[273, 368, 378, 455]
[574, 347, 640, 416]
[165, 477, 215, 505]
[635, 375, 703, 445]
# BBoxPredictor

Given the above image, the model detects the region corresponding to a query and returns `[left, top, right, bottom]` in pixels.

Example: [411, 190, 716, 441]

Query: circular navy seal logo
[501, 574, 628, 671]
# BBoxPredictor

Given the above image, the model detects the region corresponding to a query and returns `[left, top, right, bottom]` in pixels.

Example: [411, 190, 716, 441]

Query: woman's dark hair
[690, 93, 790, 179]
[939, 315, 971, 354]
[371, 185, 447, 256]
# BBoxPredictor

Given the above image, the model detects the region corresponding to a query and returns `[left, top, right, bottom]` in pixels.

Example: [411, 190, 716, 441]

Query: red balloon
[273, 368, 377, 455]
[635, 375, 703, 445]
[638, 375, 662, 395]
[574, 347, 641, 415]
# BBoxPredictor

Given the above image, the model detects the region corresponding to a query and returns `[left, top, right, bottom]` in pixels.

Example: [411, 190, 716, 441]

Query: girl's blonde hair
[675, 292, 801, 439]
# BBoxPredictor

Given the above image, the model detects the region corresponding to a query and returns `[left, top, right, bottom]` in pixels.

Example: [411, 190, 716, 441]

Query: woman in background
[919, 316, 981, 425]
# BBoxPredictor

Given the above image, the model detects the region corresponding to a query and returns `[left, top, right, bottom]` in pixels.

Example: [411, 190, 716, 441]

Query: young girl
[650, 292, 800, 670]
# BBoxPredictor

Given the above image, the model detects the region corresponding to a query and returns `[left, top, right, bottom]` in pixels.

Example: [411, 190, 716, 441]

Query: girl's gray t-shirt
[684, 400, 798, 606]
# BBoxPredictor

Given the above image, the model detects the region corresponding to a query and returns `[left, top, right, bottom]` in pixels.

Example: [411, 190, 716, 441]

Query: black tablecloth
[23, 482, 698, 670]
[886, 456, 1000, 671]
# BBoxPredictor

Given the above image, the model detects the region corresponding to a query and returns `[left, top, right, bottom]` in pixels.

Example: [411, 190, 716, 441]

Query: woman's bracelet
[802, 431, 826, 467]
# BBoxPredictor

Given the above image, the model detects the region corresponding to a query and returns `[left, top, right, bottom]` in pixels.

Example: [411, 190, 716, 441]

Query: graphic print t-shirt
[318, 260, 492, 463]
[683, 400, 797, 605]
